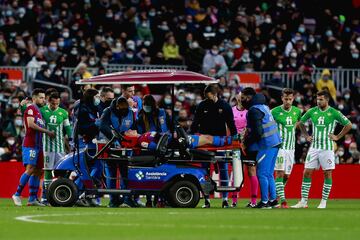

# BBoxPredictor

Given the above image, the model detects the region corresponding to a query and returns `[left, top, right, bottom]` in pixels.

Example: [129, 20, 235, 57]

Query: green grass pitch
[0, 198, 359, 240]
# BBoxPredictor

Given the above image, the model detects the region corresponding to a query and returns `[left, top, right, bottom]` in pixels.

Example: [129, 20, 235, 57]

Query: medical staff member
[99, 97, 136, 208]
[191, 84, 237, 208]
[242, 90, 282, 209]
[136, 94, 171, 207]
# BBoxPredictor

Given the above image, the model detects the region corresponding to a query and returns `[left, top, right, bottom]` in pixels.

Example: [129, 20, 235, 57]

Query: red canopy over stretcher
[76, 70, 217, 85]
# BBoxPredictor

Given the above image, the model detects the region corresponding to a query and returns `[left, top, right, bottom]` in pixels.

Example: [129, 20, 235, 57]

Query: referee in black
[191, 84, 237, 208]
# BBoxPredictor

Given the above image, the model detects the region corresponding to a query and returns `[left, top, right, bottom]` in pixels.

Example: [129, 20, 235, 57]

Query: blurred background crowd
[0, 0, 360, 164]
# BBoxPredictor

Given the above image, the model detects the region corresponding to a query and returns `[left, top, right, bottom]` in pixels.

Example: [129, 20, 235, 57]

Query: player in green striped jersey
[292, 91, 352, 209]
[40, 92, 72, 203]
[271, 88, 301, 208]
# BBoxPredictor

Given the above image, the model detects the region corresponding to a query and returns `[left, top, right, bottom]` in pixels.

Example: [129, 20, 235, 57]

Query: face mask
[308, 37, 315, 44]
[338, 151, 344, 157]
[291, 62, 297, 67]
[101, 61, 108, 66]
[104, 100, 112, 107]
[11, 57, 20, 63]
[149, 11, 156, 17]
[114, 88, 121, 94]
[352, 124, 358, 130]
[325, 30, 333, 37]
[255, 52, 262, 58]
[89, 60, 96, 66]
[323, 76, 329, 81]
[211, 50, 218, 55]
[352, 53, 359, 59]
[298, 27, 305, 33]
[160, 25, 169, 31]
[7, 139, 15, 145]
[12, 103, 19, 108]
[223, 92, 230, 98]
[180, 25, 187, 30]
[191, 42, 199, 48]
[164, 98, 172, 105]
[126, 53, 134, 59]
[349, 150, 355, 155]
[268, 44, 276, 49]
[196, 99, 202, 105]
[71, 49, 78, 55]
[49, 46, 57, 52]
[178, 95, 185, 102]
[15, 119, 23, 126]
[338, 104, 344, 110]
[295, 96, 302, 102]
[144, 41, 151, 47]
[94, 98, 100, 106]
[63, 32, 70, 38]
[143, 106, 152, 113]
[227, 51, 234, 58]
[265, 18, 271, 24]
[219, 28, 226, 33]
[290, 52, 297, 58]
[49, 64, 56, 69]
[242, 53, 249, 59]
[335, 45, 341, 51]
[234, 44, 241, 49]
[118, 108, 129, 116]
[58, 41, 65, 47]
[106, 14, 113, 19]
[278, 63, 283, 69]
[205, 26, 212, 32]
[55, 70, 62, 76]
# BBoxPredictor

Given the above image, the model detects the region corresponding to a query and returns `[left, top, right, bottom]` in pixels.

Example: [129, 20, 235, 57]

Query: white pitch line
[14, 212, 346, 231]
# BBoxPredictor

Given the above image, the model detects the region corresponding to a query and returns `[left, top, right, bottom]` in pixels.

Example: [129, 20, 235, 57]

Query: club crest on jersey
[124, 120, 131, 127]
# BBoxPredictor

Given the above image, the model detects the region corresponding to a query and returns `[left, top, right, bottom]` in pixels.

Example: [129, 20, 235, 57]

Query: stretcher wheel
[48, 178, 78, 207]
[167, 180, 200, 208]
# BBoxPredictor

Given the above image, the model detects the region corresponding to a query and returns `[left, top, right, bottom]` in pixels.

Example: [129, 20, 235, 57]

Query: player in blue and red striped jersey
[12, 89, 55, 207]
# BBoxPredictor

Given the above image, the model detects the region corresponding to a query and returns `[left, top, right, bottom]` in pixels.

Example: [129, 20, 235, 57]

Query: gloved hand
[113, 140, 121, 148]
[95, 119, 100, 127]
[232, 134, 240, 141]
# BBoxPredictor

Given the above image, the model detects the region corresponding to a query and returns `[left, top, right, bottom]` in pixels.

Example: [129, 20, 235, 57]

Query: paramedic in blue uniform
[191, 84, 237, 208]
[242, 91, 282, 209]
[136, 94, 171, 207]
[99, 97, 137, 208]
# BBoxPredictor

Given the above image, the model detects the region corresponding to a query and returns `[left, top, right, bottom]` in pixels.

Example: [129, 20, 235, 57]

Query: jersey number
[29, 150, 36, 158]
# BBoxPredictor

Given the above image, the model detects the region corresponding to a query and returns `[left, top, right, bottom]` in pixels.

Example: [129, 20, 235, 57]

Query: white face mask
[7, 139, 15, 145]
[114, 88, 121, 94]
[223, 92, 230, 98]
[62, 32, 70, 38]
[15, 119, 23, 126]
[338, 151, 344, 157]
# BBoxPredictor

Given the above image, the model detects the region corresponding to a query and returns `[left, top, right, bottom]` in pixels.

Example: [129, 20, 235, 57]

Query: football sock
[42, 170, 52, 200]
[275, 177, 286, 202]
[15, 172, 31, 196]
[28, 175, 40, 202]
[301, 177, 312, 202]
[250, 176, 258, 205]
[322, 178, 332, 201]
[232, 193, 238, 204]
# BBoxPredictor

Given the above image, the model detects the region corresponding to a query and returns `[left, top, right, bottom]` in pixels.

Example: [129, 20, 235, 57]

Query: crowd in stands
[0, 0, 360, 163]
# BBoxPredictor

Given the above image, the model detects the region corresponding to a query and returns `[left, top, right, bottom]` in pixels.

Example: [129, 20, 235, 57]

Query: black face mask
[117, 108, 129, 116]
[241, 99, 251, 109]
[104, 99, 112, 107]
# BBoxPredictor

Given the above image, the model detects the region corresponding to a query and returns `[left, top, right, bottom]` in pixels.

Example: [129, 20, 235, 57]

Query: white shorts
[304, 148, 335, 170]
[274, 149, 295, 175]
[44, 152, 65, 170]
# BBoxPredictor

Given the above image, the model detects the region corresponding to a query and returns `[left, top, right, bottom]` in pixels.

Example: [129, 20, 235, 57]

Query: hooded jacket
[316, 69, 336, 100]
[244, 93, 277, 149]
[99, 99, 136, 140]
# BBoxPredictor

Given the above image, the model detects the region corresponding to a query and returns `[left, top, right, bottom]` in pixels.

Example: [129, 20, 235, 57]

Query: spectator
[185, 41, 205, 72]
[316, 69, 337, 101]
[162, 36, 183, 65]
[202, 45, 228, 77]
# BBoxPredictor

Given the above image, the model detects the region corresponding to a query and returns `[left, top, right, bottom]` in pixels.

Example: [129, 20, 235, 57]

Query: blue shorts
[22, 147, 43, 168]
